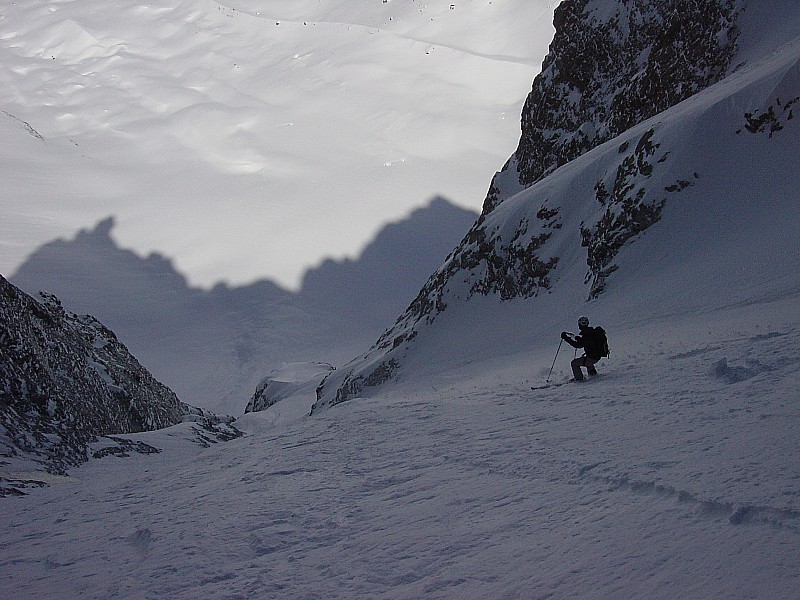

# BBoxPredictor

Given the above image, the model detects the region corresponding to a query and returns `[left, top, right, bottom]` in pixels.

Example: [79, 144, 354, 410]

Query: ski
[530, 381, 573, 391]
[531, 374, 603, 391]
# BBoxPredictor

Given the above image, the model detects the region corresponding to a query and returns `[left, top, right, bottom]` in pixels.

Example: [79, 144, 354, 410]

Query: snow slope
[0, 0, 556, 289]
[2, 297, 798, 598]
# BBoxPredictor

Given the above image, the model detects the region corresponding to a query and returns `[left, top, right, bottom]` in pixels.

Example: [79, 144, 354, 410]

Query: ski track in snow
[2, 303, 799, 599]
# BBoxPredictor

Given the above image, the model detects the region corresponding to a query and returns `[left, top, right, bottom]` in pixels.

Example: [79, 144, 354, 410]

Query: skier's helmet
[578, 316, 590, 329]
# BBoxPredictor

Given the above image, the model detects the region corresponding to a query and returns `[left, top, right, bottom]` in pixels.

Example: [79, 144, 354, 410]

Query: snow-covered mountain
[11, 198, 477, 414]
[315, 0, 800, 410]
[3, 2, 800, 598]
[243, 361, 335, 423]
[0, 275, 239, 489]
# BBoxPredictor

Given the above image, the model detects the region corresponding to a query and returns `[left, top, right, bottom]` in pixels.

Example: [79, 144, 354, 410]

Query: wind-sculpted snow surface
[0, 276, 187, 478]
[0, 0, 556, 289]
[315, 0, 800, 410]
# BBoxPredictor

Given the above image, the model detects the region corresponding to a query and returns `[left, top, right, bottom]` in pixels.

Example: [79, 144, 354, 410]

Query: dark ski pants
[571, 355, 598, 381]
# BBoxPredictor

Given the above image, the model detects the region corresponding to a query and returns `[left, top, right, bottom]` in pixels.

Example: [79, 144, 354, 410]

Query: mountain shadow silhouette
[11, 197, 477, 414]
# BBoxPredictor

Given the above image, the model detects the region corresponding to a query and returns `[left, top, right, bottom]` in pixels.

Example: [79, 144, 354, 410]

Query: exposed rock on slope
[1, 275, 188, 476]
[392, 0, 743, 332]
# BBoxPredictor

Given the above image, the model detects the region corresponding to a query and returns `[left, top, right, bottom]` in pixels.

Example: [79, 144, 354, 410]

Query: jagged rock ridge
[396, 0, 742, 330]
[11, 198, 477, 414]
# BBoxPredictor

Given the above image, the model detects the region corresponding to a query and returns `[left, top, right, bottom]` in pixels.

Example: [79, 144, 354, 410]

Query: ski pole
[547, 338, 563, 382]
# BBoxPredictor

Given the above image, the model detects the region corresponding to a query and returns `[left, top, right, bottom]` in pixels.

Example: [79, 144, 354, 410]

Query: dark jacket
[562, 326, 606, 360]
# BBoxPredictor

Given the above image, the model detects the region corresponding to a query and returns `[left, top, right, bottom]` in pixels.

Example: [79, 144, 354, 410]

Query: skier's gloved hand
[561, 331, 570, 341]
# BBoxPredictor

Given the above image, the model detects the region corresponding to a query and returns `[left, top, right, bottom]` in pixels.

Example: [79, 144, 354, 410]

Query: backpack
[585, 326, 610, 358]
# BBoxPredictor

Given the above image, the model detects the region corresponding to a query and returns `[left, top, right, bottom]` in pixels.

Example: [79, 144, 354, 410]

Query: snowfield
[2, 296, 798, 599]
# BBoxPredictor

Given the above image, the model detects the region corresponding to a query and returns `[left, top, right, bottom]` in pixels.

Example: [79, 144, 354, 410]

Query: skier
[561, 316, 609, 381]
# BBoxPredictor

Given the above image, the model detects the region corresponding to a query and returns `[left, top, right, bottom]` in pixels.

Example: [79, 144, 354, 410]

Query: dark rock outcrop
[1, 275, 186, 476]
[399, 0, 742, 326]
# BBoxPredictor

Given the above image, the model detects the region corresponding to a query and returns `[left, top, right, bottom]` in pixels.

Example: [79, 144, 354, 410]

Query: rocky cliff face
[485, 0, 742, 215]
[0, 275, 188, 476]
[314, 0, 752, 410]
